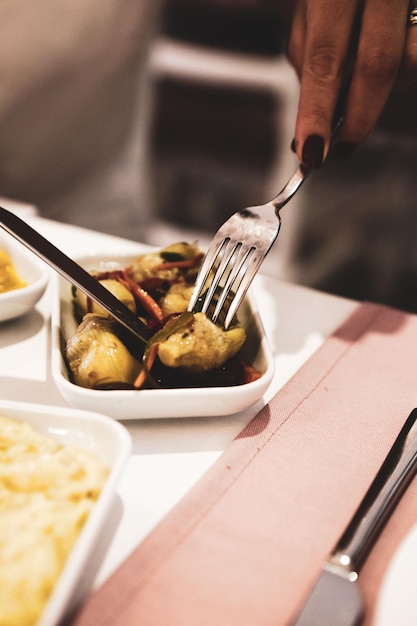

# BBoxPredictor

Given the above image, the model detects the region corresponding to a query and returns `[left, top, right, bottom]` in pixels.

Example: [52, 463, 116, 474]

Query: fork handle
[271, 114, 344, 213]
[270, 164, 310, 212]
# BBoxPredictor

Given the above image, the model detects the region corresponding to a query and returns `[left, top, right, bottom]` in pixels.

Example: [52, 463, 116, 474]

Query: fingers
[338, 0, 408, 146]
[289, 0, 360, 167]
[286, 0, 305, 80]
[287, 0, 410, 168]
[396, 16, 417, 88]
[378, 4, 417, 131]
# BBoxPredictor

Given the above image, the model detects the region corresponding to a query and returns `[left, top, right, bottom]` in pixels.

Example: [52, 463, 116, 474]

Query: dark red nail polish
[290, 138, 296, 153]
[333, 141, 357, 160]
[302, 134, 324, 168]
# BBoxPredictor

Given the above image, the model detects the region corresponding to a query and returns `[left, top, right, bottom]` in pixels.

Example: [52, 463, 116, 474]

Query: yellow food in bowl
[0, 416, 109, 626]
[0, 249, 27, 294]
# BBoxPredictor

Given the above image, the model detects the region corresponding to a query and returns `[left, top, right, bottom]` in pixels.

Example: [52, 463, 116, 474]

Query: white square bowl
[0, 399, 131, 626]
[51, 248, 275, 420]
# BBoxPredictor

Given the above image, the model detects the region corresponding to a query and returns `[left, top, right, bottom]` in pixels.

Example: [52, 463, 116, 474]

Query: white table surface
[0, 214, 358, 593]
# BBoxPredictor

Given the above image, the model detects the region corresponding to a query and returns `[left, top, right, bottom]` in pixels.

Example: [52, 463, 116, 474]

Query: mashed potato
[0, 249, 26, 293]
[0, 416, 109, 626]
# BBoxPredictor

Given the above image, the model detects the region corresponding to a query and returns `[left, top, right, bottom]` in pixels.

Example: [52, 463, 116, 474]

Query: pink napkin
[71, 302, 417, 626]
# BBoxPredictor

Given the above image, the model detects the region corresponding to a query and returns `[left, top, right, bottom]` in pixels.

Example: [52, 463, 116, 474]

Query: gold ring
[409, 2, 417, 25]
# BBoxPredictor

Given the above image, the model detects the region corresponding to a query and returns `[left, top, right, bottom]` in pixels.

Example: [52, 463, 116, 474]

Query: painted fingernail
[333, 141, 358, 160]
[290, 138, 296, 153]
[302, 134, 324, 168]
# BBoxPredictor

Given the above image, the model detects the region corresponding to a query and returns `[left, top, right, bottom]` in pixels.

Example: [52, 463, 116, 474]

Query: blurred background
[1, 0, 417, 312]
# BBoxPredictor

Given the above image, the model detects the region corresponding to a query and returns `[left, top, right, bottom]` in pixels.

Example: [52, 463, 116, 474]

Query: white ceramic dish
[51, 248, 275, 420]
[374, 522, 417, 626]
[0, 231, 49, 322]
[0, 399, 131, 626]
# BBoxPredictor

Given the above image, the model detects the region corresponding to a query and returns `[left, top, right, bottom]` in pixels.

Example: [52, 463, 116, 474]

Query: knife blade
[0, 206, 149, 345]
[291, 407, 417, 626]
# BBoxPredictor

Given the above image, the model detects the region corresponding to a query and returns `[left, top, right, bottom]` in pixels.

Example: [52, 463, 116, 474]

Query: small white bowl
[51, 248, 275, 420]
[0, 399, 131, 626]
[0, 231, 49, 322]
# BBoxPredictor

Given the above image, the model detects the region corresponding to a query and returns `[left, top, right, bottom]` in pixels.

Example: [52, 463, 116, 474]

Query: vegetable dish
[65, 243, 261, 391]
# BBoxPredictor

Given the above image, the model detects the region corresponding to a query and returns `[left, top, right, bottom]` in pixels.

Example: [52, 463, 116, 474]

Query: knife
[0, 206, 149, 345]
[291, 407, 417, 626]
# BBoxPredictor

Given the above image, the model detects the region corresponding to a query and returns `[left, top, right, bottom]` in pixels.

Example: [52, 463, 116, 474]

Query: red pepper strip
[151, 253, 204, 272]
[139, 277, 173, 292]
[133, 343, 159, 389]
[92, 269, 164, 321]
[241, 363, 262, 384]
[118, 270, 164, 321]
[89, 269, 164, 321]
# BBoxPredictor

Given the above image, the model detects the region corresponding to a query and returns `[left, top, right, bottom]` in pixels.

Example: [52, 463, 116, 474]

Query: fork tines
[188, 236, 264, 329]
[188, 163, 310, 329]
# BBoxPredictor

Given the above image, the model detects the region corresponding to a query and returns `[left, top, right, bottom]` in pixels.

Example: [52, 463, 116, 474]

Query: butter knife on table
[291, 407, 417, 626]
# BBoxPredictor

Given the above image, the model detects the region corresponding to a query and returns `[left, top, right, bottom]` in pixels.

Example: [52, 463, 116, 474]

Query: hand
[287, 0, 417, 167]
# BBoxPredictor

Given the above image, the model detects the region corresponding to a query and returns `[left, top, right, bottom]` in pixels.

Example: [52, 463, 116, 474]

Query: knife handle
[329, 408, 417, 576]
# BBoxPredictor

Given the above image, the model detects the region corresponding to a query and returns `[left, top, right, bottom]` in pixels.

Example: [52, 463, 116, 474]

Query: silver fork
[188, 163, 310, 328]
